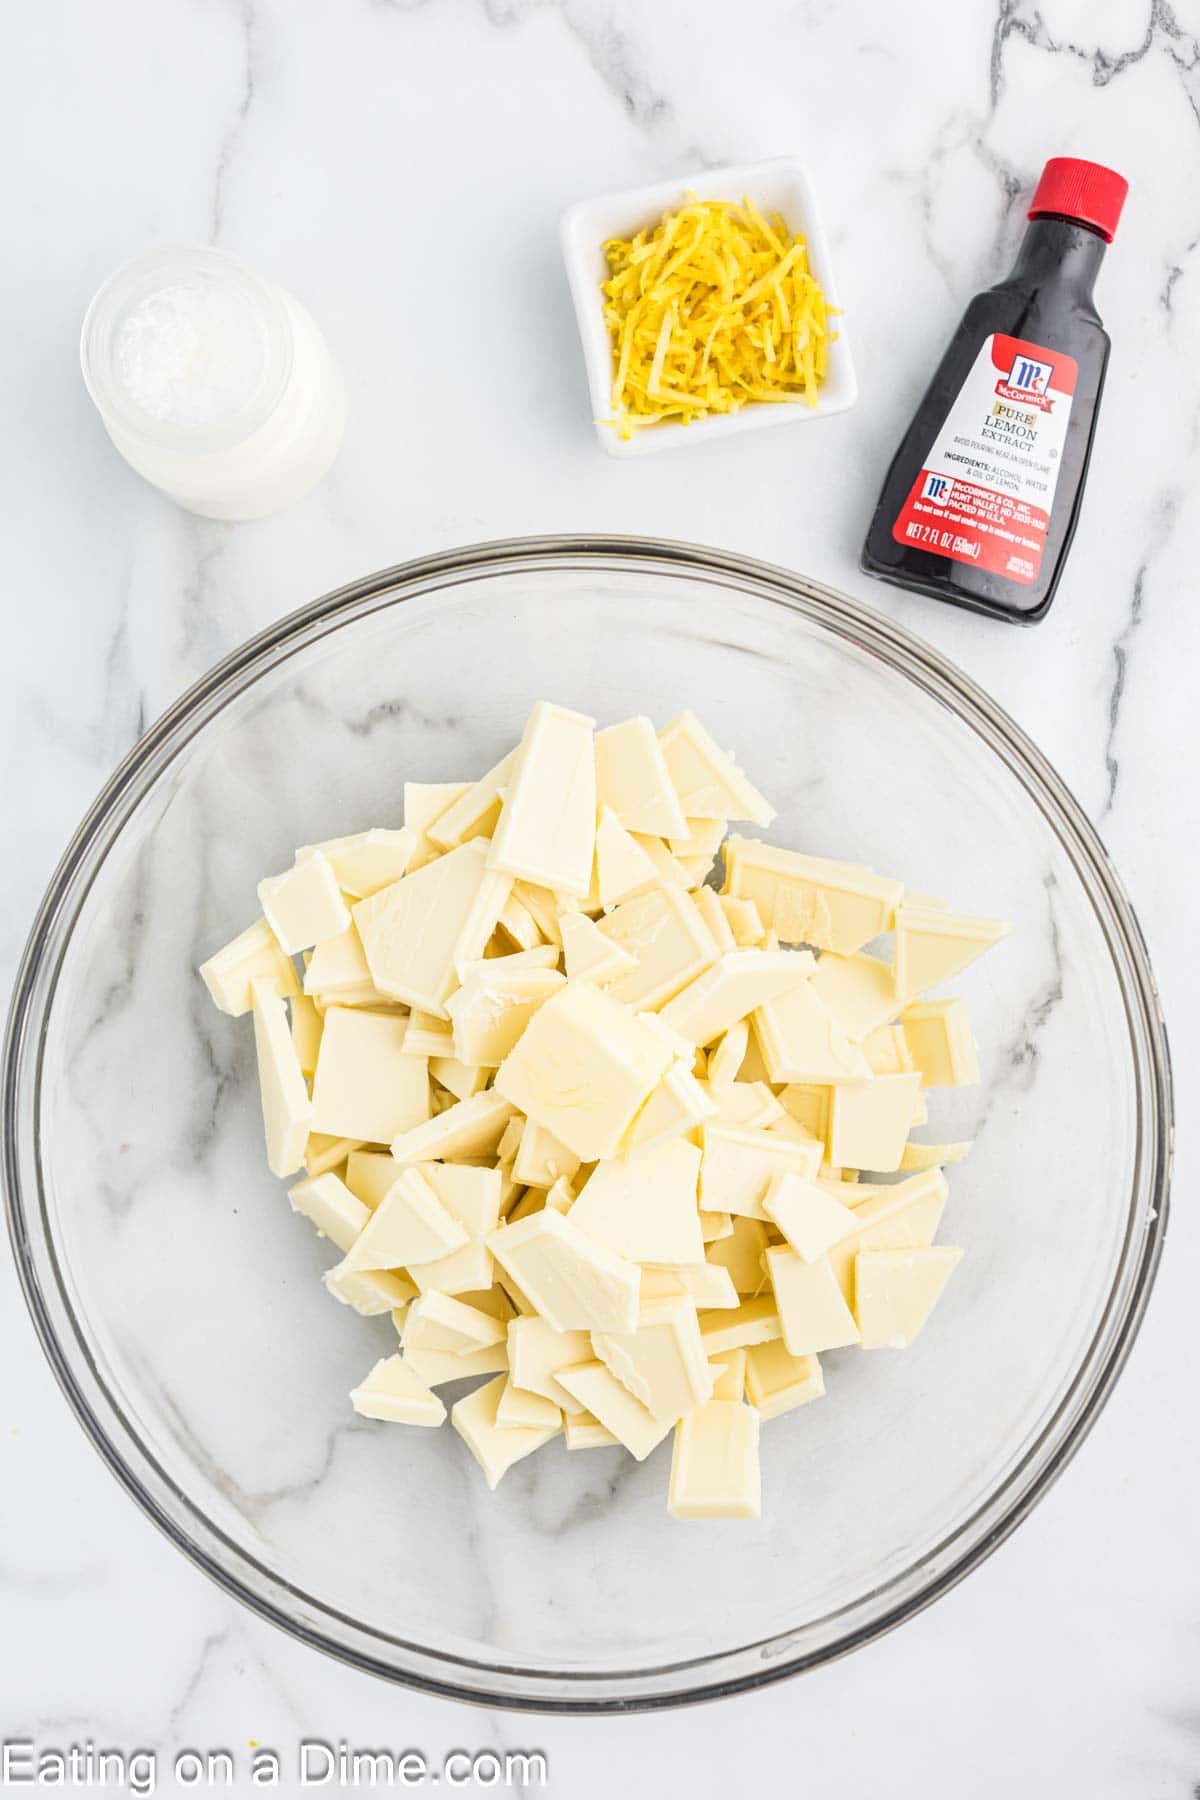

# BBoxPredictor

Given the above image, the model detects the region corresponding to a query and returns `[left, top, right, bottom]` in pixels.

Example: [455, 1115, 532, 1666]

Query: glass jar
[80, 244, 346, 521]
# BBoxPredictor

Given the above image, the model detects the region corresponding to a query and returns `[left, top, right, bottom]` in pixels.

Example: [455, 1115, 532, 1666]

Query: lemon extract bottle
[861, 157, 1127, 624]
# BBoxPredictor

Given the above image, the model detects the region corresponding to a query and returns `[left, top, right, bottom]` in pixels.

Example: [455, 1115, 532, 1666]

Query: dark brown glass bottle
[861, 157, 1127, 624]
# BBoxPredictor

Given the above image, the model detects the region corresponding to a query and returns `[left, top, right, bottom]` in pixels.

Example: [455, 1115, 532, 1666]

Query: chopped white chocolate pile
[201, 701, 1007, 1522]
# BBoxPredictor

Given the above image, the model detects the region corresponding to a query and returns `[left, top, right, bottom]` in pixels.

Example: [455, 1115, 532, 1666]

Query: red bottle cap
[1028, 157, 1128, 242]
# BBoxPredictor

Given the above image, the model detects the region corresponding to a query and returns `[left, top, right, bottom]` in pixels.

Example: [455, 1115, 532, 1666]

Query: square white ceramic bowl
[561, 157, 857, 458]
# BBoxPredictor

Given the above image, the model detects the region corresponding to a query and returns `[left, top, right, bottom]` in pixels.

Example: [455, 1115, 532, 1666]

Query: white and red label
[891, 334, 1076, 585]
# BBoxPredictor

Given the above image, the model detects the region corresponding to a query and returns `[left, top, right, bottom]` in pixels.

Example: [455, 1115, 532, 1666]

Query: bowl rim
[1, 533, 1173, 1713]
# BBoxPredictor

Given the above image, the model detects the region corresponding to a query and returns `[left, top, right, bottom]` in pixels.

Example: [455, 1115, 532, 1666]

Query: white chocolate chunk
[404, 1164, 503, 1295]
[810, 951, 900, 1042]
[719, 896, 766, 946]
[506, 1316, 593, 1413]
[200, 918, 300, 1016]
[826, 1170, 949, 1305]
[622, 1060, 717, 1158]
[488, 703, 597, 896]
[630, 833, 692, 890]
[595, 716, 689, 840]
[767, 1113, 820, 1147]
[303, 1133, 364, 1177]
[678, 1263, 739, 1309]
[402, 1010, 454, 1056]
[564, 1409, 619, 1448]
[427, 752, 515, 849]
[353, 839, 513, 1017]
[510, 880, 567, 947]
[697, 1079, 783, 1131]
[351, 1354, 446, 1426]
[691, 886, 736, 952]
[512, 1117, 581, 1190]
[893, 906, 1009, 997]
[899, 1139, 971, 1171]
[641, 1264, 739, 1310]
[699, 1210, 733, 1243]
[487, 1207, 640, 1333]
[707, 1019, 749, 1086]
[700, 1122, 821, 1221]
[708, 1346, 747, 1399]
[403, 781, 469, 831]
[544, 1175, 576, 1214]
[766, 1247, 861, 1355]
[403, 1291, 508, 1356]
[704, 1216, 769, 1295]
[451, 1374, 560, 1488]
[429, 1055, 489, 1100]
[494, 892, 543, 951]
[390, 1089, 515, 1163]
[658, 949, 814, 1048]
[495, 1116, 525, 1166]
[249, 978, 311, 1177]
[828, 1074, 923, 1173]
[343, 1166, 468, 1270]
[900, 998, 981, 1086]
[560, 909, 638, 985]
[402, 1340, 509, 1387]
[446, 968, 566, 1067]
[344, 1149, 402, 1208]
[698, 1295, 781, 1355]
[593, 1296, 712, 1421]
[288, 1171, 370, 1253]
[762, 1172, 859, 1264]
[494, 982, 673, 1162]
[854, 1246, 963, 1348]
[324, 1262, 416, 1316]
[501, 1187, 545, 1225]
[309, 1007, 430, 1144]
[668, 1401, 761, 1520]
[457, 1286, 516, 1324]
[461, 944, 561, 980]
[403, 780, 470, 869]
[675, 854, 714, 890]
[409, 1237, 494, 1296]
[658, 712, 775, 828]
[744, 1340, 825, 1419]
[289, 993, 323, 1076]
[495, 1379, 562, 1432]
[594, 807, 662, 908]
[297, 828, 416, 899]
[778, 1083, 832, 1146]
[669, 817, 726, 862]
[556, 1362, 673, 1460]
[596, 886, 718, 1012]
[259, 851, 350, 955]
[862, 1022, 915, 1076]
[570, 1139, 704, 1267]
[303, 924, 386, 1008]
[722, 839, 902, 953]
[752, 980, 872, 1084]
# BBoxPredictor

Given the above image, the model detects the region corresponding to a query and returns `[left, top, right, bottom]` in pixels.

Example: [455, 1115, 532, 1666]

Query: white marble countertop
[2, 1, 1196, 1793]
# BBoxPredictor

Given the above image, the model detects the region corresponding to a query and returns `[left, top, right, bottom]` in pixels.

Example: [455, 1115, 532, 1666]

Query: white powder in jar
[113, 279, 271, 429]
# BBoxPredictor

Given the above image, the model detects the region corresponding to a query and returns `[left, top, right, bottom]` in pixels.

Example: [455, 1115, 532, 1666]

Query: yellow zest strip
[601, 195, 836, 438]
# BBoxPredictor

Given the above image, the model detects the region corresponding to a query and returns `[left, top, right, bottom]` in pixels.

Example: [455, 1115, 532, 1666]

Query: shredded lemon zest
[601, 194, 837, 437]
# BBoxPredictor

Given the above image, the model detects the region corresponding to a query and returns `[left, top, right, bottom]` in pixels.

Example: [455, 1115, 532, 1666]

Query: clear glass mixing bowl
[2, 538, 1171, 1711]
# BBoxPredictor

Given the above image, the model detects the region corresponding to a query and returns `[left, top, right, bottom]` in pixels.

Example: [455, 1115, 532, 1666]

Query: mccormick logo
[922, 472, 952, 505]
[995, 353, 1056, 410]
